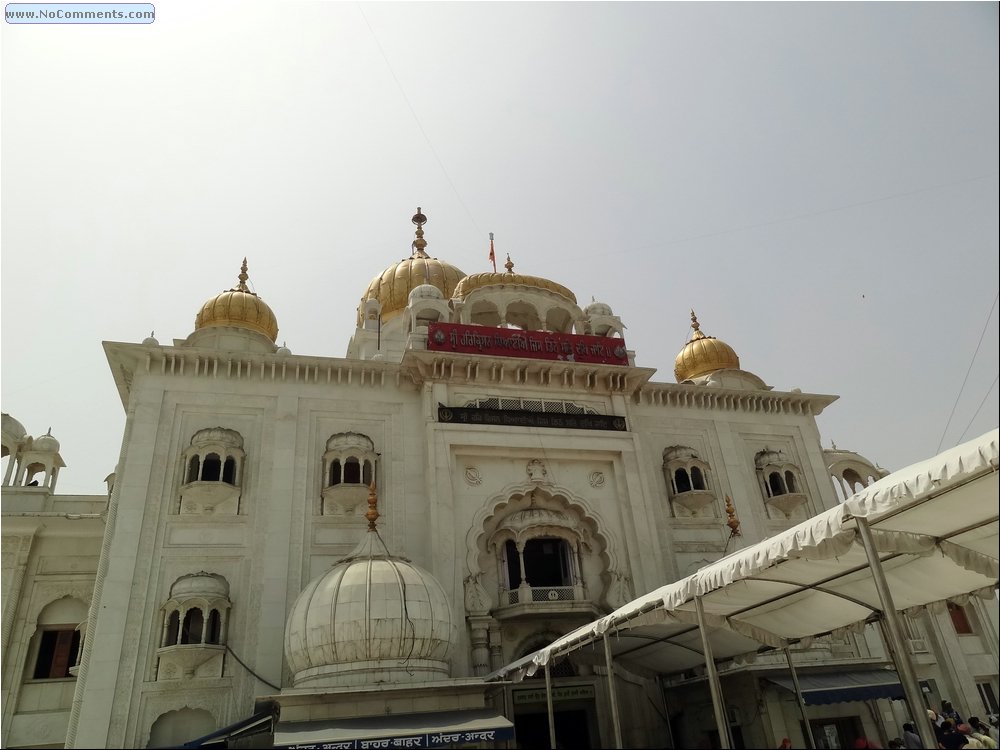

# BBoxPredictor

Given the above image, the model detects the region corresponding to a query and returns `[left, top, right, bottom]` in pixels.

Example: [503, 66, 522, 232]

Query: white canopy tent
[487, 429, 999, 749]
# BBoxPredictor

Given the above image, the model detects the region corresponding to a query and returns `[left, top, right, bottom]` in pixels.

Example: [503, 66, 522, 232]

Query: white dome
[408, 283, 444, 302]
[585, 300, 613, 316]
[142, 333, 160, 346]
[284, 532, 455, 688]
[170, 572, 230, 600]
[325, 431, 375, 453]
[275, 345, 291, 356]
[33, 430, 60, 453]
[2, 413, 27, 442]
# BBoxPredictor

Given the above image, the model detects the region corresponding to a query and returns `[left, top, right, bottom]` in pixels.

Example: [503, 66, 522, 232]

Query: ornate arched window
[321, 432, 377, 516]
[178, 428, 245, 515]
[824, 445, 889, 502]
[663, 446, 715, 516]
[28, 597, 88, 681]
[755, 448, 807, 518]
[157, 573, 231, 681]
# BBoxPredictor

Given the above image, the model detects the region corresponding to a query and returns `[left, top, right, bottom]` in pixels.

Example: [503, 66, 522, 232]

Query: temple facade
[3, 210, 997, 749]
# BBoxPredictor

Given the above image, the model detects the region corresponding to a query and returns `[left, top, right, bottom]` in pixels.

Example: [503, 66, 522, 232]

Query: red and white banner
[427, 322, 629, 366]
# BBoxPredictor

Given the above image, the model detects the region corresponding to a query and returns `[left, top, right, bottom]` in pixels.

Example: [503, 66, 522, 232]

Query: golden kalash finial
[504, 254, 515, 273]
[689, 309, 707, 340]
[411, 207, 429, 258]
[724, 495, 742, 537]
[234, 258, 251, 292]
[365, 481, 380, 531]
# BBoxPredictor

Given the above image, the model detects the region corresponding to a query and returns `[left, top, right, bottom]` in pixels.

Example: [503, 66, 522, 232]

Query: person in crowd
[960, 724, 987, 750]
[986, 714, 1000, 745]
[940, 719, 967, 750]
[942, 702, 966, 726]
[931, 710, 949, 746]
[963, 720, 997, 750]
[902, 722, 922, 750]
[888, 738, 905, 749]
[852, 738, 883, 749]
[778, 739, 793, 749]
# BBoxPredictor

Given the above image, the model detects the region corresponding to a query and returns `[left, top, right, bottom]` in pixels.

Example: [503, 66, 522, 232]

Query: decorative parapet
[637, 382, 838, 416]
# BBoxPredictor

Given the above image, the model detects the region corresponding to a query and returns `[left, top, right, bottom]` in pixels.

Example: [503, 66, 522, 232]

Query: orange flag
[488, 232, 496, 272]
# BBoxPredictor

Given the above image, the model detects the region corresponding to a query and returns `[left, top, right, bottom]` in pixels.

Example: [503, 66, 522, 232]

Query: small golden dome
[357, 208, 466, 326]
[452, 254, 577, 304]
[674, 311, 740, 382]
[195, 259, 279, 342]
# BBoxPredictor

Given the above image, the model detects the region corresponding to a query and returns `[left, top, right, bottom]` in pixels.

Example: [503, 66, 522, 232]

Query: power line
[357, 5, 483, 238]
[936, 291, 999, 453]
[554, 172, 998, 262]
[955, 373, 999, 445]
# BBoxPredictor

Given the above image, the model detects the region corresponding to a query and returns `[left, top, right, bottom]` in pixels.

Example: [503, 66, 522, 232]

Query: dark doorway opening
[514, 709, 592, 750]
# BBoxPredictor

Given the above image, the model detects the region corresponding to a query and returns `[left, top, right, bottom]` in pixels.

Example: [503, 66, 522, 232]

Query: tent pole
[694, 595, 731, 749]
[783, 647, 817, 750]
[545, 662, 557, 750]
[854, 516, 938, 750]
[603, 634, 624, 749]
[658, 675, 677, 749]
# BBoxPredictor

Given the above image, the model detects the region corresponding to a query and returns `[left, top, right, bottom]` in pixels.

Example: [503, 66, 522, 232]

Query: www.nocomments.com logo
[5, 3, 155, 24]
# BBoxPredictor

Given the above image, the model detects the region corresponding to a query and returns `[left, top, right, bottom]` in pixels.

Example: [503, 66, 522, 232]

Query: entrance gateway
[511, 684, 598, 749]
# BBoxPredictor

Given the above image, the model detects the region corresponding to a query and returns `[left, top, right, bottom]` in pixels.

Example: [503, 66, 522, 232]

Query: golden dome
[195, 259, 279, 342]
[357, 209, 466, 326]
[452, 255, 577, 304]
[674, 311, 740, 382]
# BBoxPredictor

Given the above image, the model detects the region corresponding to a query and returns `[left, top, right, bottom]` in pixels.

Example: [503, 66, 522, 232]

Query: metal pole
[854, 516, 938, 750]
[658, 675, 677, 749]
[694, 595, 731, 749]
[544, 662, 557, 750]
[604, 634, 624, 749]
[502, 685, 512, 750]
[784, 647, 817, 749]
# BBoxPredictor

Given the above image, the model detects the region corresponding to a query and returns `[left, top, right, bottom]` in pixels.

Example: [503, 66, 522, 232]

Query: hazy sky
[2, 2, 998, 495]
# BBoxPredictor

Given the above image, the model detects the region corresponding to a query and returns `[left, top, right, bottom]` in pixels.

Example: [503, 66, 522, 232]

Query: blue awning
[273, 709, 515, 749]
[769, 670, 932, 706]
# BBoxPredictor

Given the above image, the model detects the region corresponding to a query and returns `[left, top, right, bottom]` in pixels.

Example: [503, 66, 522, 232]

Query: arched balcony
[178, 428, 245, 515]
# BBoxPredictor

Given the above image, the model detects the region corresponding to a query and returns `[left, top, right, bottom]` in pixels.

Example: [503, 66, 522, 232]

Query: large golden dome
[452, 255, 577, 304]
[195, 259, 279, 342]
[674, 311, 740, 382]
[357, 209, 466, 326]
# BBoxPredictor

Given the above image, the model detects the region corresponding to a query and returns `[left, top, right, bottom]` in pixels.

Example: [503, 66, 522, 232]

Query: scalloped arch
[464, 482, 623, 578]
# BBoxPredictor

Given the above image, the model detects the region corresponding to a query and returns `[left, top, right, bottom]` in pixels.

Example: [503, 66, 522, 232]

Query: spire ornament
[365, 481, 380, 531]
[411, 207, 429, 258]
[504, 254, 514, 273]
[235, 258, 251, 293]
[689, 309, 706, 341]
[724, 495, 742, 537]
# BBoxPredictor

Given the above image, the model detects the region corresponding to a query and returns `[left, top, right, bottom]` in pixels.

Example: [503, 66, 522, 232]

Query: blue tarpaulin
[769, 670, 932, 705]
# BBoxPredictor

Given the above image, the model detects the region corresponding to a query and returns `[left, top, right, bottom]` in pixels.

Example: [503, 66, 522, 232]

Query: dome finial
[689, 309, 705, 340]
[504, 253, 514, 273]
[725, 495, 742, 537]
[674, 311, 740, 382]
[236, 258, 250, 292]
[411, 207, 429, 258]
[365, 481, 380, 531]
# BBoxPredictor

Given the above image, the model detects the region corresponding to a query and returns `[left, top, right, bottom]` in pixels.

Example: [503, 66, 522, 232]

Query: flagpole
[489, 232, 497, 273]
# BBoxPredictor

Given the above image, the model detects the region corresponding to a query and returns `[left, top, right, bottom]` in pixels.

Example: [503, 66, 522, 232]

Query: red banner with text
[426, 322, 629, 366]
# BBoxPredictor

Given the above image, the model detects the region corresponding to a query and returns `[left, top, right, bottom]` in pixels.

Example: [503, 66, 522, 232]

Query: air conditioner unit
[907, 638, 928, 654]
